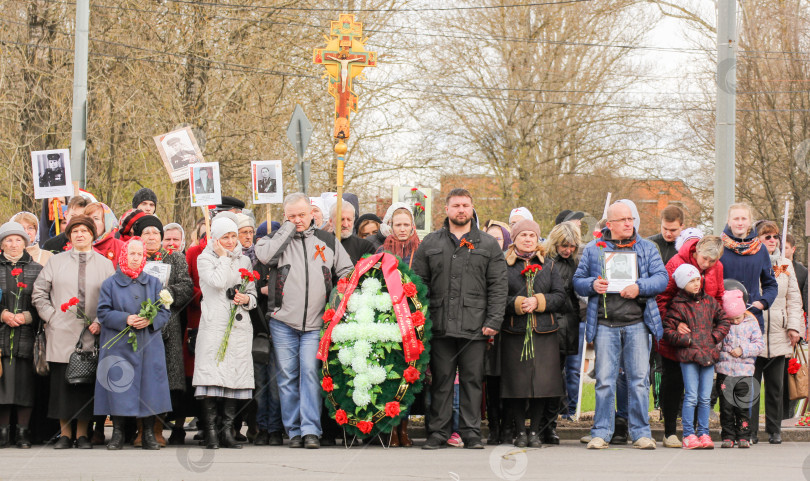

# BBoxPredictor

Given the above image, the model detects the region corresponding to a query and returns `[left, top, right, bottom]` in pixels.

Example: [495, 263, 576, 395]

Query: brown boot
[398, 418, 412, 447]
[154, 417, 167, 447]
[389, 427, 400, 447]
[133, 419, 143, 447]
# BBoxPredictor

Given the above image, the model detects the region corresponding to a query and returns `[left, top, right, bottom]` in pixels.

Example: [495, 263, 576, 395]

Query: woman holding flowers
[95, 238, 172, 450]
[32, 215, 114, 449]
[500, 220, 566, 448]
[193, 216, 257, 449]
[0, 221, 44, 448]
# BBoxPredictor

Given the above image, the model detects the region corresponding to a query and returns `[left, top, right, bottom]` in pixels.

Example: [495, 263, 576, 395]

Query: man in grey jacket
[255, 193, 353, 449]
[412, 188, 508, 450]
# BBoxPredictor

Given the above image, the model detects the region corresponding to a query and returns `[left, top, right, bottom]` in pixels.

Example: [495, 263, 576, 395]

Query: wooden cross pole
[314, 13, 377, 240]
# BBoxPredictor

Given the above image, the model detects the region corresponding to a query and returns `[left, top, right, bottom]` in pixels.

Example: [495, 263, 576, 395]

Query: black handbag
[33, 321, 49, 376]
[65, 325, 98, 385]
[252, 332, 271, 365]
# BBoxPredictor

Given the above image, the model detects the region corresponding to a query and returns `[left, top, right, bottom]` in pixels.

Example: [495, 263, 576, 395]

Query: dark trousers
[485, 376, 503, 437]
[751, 356, 786, 436]
[504, 397, 558, 434]
[660, 356, 684, 437]
[716, 373, 753, 441]
[428, 337, 487, 441]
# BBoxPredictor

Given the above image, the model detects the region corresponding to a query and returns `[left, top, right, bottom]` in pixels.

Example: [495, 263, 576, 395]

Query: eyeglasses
[608, 217, 635, 225]
[762, 234, 780, 240]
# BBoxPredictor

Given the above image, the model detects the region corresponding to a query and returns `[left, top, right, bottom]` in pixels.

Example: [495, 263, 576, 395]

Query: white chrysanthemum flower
[354, 374, 371, 390]
[353, 340, 371, 358]
[361, 277, 382, 295]
[347, 292, 368, 313]
[374, 293, 393, 312]
[366, 365, 387, 385]
[337, 346, 354, 365]
[355, 307, 376, 324]
[352, 388, 372, 407]
[351, 355, 369, 373]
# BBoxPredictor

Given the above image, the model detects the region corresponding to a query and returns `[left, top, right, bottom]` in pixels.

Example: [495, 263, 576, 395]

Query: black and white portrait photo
[32, 149, 73, 199]
[251, 160, 283, 205]
[605, 251, 638, 292]
[154, 127, 204, 183]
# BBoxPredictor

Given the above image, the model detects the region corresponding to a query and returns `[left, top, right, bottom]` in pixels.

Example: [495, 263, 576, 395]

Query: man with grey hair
[328, 201, 375, 264]
[255, 192, 353, 449]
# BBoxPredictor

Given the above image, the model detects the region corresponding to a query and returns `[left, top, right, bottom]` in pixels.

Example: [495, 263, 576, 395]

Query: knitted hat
[65, 215, 98, 240]
[511, 219, 542, 240]
[211, 211, 238, 226]
[131, 188, 158, 209]
[118, 209, 147, 238]
[235, 213, 255, 230]
[0, 221, 30, 247]
[133, 215, 164, 239]
[211, 217, 238, 239]
[509, 207, 533, 224]
[675, 227, 704, 252]
[723, 289, 746, 318]
[673, 264, 701, 289]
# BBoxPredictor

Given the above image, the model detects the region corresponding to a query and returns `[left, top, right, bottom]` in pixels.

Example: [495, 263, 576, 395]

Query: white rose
[159, 289, 174, 308]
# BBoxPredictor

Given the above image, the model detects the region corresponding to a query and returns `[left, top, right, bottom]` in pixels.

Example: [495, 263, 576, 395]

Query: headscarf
[163, 222, 186, 250]
[380, 202, 412, 237]
[617, 199, 641, 231]
[119, 237, 147, 279]
[381, 204, 420, 262]
[509, 207, 533, 224]
[310, 198, 329, 229]
[483, 220, 512, 251]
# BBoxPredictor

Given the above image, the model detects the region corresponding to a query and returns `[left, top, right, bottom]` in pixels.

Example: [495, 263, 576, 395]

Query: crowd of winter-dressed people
[0, 186, 807, 452]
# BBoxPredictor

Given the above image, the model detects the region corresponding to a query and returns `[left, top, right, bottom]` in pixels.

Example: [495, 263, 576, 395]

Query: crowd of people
[0, 186, 807, 453]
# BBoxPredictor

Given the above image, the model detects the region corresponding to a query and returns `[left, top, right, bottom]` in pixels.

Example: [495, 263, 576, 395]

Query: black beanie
[132, 188, 158, 209]
[132, 215, 164, 239]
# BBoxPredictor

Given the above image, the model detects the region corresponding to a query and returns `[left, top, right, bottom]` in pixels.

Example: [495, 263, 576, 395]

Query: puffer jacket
[761, 255, 803, 358]
[0, 252, 43, 359]
[502, 247, 566, 335]
[412, 218, 508, 340]
[192, 244, 257, 390]
[656, 237, 725, 360]
[716, 312, 764, 377]
[552, 253, 581, 355]
[663, 290, 730, 366]
[573, 228, 669, 342]
[254, 221, 353, 332]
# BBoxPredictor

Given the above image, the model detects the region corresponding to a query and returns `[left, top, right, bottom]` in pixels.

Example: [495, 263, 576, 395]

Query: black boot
[202, 398, 219, 449]
[611, 416, 628, 445]
[140, 416, 160, 450]
[15, 426, 31, 449]
[0, 425, 9, 448]
[107, 417, 125, 450]
[220, 399, 243, 449]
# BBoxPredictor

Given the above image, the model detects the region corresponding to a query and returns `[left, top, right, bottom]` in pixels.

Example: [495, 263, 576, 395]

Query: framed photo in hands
[604, 252, 638, 293]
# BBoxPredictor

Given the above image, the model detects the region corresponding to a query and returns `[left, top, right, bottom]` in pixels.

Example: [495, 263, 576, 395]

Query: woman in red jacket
[655, 235, 725, 448]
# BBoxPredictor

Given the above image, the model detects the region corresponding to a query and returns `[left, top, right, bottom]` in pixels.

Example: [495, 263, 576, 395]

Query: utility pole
[70, 0, 90, 190]
[714, 0, 737, 234]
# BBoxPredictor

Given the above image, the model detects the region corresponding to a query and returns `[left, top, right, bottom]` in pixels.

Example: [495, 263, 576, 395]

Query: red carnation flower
[788, 358, 801, 375]
[414, 340, 425, 355]
[63, 242, 72, 251]
[61, 303, 69, 313]
[167, 248, 174, 255]
[384, 402, 401, 418]
[357, 420, 373, 434]
[423, 195, 427, 199]
[403, 366, 420, 383]
[253, 270, 260, 280]
[322, 309, 336, 322]
[411, 310, 425, 326]
[17, 282, 27, 289]
[335, 409, 348, 425]
[239, 268, 249, 276]
[596, 241, 607, 249]
[593, 231, 603, 239]
[410, 187, 418, 192]
[208, 205, 217, 210]
[69, 297, 80, 307]
[321, 376, 334, 392]
[337, 277, 349, 294]
[10, 268, 22, 277]
[403, 282, 417, 298]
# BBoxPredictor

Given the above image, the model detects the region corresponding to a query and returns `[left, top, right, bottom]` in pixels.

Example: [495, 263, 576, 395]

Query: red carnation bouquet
[519, 264, 543, 360]
[788, 357, 802, 375]
[217, 268, 258, 363]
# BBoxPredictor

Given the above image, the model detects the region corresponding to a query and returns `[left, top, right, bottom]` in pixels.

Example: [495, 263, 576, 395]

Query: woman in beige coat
[754, 221, 803, 443]
[32, 215, 115, 449]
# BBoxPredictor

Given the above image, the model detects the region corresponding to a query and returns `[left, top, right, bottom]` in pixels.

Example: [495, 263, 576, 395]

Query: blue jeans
[269, 319, 322, 438]
[591, 322, 652, 442]
[680, 363, 713, 437]
[563, 322, 586, 416]
[616, 354, 628, 420]
[253, 345, 283, 432]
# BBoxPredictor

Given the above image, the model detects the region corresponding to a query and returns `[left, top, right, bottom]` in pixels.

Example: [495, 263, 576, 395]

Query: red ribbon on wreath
[317, 252, 421, 362]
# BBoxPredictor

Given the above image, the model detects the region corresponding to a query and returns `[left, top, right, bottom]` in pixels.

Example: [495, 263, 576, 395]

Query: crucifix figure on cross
[313, 13, 377, 140]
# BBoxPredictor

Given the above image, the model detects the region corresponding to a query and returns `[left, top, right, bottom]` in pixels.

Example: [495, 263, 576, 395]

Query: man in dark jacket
[647, 205, 684, 266]
[329, 202, 375, 264]
[412, 188, 508, 450]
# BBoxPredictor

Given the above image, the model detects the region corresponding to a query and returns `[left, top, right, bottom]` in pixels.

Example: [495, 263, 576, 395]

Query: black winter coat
[552, 253, 581, 355]
[663, 290, 730, 366]
[412, 218, 508, 340]
[0, 252, 43, 359]
[502, 248, 566, 335]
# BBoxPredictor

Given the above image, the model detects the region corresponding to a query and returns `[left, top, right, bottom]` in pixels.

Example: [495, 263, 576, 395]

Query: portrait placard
[189, 162, 222, 207]
[32, 149, 73, 199]
[605, 251, 638, 293]
[392, 186, 433, 238]
[251, 160, 283, 204]
[144, 262, 171, 287]
[153, 127, 205, 183]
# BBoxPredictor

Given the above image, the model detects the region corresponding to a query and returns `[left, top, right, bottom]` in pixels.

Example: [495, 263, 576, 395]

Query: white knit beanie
[211, 217, 238, 240]
[673, 264, 701, 289]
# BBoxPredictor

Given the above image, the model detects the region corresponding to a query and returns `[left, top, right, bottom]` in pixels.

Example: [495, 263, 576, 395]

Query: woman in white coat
[192, 216, 257, 449]
[754, 221, 803, 443]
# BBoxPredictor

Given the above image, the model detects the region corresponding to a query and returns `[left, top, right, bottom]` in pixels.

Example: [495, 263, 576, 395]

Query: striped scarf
[722, 233, 761, 256]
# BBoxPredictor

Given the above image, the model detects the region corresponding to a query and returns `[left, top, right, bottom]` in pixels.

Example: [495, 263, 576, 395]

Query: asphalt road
[2, 437, 810, 481]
